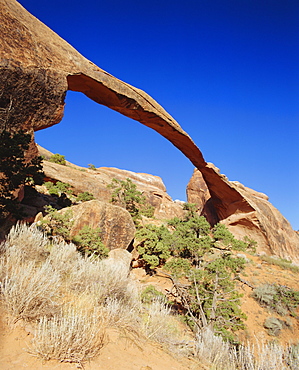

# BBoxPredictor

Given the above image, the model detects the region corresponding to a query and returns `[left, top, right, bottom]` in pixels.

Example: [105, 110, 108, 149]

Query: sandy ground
[1, 253, 298, 369]
[0, 310, 202, 370]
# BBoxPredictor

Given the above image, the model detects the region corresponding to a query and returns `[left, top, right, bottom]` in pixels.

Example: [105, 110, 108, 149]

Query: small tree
[76, 192, 95, 202]
[136, 224, 172, 269]
[107, 178, 154, 224]
[0, 130, 44, 219]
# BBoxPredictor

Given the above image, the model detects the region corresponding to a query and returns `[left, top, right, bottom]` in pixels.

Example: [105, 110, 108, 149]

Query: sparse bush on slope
[48, 153, 66, 165]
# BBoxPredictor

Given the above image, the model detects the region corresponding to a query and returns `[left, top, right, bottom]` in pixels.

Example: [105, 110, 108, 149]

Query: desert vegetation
[108, 177, 155, 224]
[1, 147, 299, 368]
[0, 130, 44, 219]
[0, 223, 189, 366]
[0, 223, 298, 369]
[48, 153, 67, 165]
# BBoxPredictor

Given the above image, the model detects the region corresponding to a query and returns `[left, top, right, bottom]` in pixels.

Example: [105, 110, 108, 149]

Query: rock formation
[39, 145, 185, 220]
[0, 0, 253, 222]
[187, 169, 299, 263]
[1, 0, 298, 262]
[52, 200, 136, 251]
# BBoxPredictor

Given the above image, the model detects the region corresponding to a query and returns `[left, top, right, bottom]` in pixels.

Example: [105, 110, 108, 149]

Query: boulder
[106, 249, 133, 272]
[55, 200, 136, 251]
[187, 169, 299, 263]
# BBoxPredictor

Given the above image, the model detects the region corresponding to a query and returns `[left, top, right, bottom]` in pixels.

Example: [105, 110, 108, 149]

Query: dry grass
[1, 224, 187, 364]
[196, 327, 299, 370]
[2, 224, 298, 368]
[29, 306, 104, 366]
[2, 223, 49, 263]
[1, 258, 61, 322]
[142, 299, 191, 356]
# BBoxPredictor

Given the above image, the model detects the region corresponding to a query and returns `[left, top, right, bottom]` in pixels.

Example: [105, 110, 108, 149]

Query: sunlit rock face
[2, 0, 298, 261]
[187, 168, 299, 264]
[39, 145, 185, 220]
[0, 0, 255, 222]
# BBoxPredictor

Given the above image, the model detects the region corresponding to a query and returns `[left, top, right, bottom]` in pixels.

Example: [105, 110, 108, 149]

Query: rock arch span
[0, 0, 256, 223]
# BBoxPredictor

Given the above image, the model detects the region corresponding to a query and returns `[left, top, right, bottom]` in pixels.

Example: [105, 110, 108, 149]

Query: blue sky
[19, 0, 299, 230]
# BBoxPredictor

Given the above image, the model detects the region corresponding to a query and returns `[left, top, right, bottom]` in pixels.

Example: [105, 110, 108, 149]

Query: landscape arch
[0, 0, 254, 224]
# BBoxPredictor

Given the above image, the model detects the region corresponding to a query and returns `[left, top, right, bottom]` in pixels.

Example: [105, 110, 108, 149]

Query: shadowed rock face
[0, 0, 254, 223]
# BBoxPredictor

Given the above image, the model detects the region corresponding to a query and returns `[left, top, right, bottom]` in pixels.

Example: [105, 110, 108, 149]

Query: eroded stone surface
[40, 149, 185, 220]
[59, 200, 135, 251]
[187, 169, 299, 263]
[0, 0, 253, 221]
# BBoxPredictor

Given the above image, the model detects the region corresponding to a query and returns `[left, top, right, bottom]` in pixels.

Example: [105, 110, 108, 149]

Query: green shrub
[264, 317, 284, 336]
[72, 225, 108, 259]
[213, 223, 256, 252]
[44, 181, 72, 196]
[252, 283, 299, 316]
[41, 206, 74, 241]
[187, 254, 247, 342]
[88, 163, 96, 170]
[48, 153, 66, 165]
[167, 215, 212, 265]
[135, 224, 172, 269]
[76, 192, 95, 202]
[108, 178, 154, 224]
[165, 257, 191, 278]
[135, 214, 251, 342]
[141, 285, 166, 304]
[0, 130, 44, 219]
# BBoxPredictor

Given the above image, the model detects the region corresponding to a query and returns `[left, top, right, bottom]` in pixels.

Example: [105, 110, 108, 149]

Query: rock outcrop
[187, 169, 299, 263]
[39, 146, 185, 220]
[0, 0, 253, 222]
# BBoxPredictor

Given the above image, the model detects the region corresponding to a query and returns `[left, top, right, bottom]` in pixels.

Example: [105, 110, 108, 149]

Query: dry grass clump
[1, 259, 61, 322]
[195, 328, 299, 370]
[29, 306, 104, 366]
[2, 223, 49, 263]
[142, 299, 191, 356]
[1, 224, 190, 364]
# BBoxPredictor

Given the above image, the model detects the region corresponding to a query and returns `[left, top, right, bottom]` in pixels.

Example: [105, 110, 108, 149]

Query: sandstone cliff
[187, 168, 299, 263]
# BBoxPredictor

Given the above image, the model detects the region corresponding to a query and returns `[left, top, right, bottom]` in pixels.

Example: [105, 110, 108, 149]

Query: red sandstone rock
[187, 169, 299, 264]
[57, 200, 135, 251]
[40, 147, 185, 220]
[0, 0, 252, 221]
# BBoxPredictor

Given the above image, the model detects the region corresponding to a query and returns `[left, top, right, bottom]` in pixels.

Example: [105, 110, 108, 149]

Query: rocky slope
[38, 145, 185, 221]
[187, 168, 299, 264]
